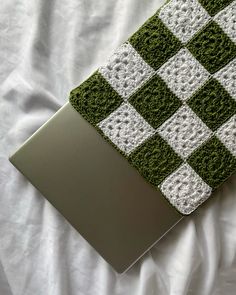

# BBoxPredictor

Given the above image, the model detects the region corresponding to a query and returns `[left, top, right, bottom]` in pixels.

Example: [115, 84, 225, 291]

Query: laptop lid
[9, 102, 183, 273]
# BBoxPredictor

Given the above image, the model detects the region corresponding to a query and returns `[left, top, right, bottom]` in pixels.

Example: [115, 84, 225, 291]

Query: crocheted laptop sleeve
[69, 0, 236, 215]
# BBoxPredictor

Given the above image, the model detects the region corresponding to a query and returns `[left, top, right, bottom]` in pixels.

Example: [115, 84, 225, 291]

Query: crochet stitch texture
[70, 0, 236, 215]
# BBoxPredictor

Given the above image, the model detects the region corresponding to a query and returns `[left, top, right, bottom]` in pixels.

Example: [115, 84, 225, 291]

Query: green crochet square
[198, 0, 234, 16]
[129, 133, 183, 186]
[69, 71, 123, 124]
[187, 136, 236, 189]
[129, 75, 182, 129]
[187, 21, 236, 74]
[129, 13, 182, 70]
[187, 78, 236, 131]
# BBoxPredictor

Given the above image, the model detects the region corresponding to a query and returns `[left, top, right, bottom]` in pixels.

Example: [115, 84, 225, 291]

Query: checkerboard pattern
[70, 0, 236, 215]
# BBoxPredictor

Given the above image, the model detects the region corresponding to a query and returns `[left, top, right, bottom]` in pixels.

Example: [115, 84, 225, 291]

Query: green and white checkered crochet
[69, 0, 236, 215]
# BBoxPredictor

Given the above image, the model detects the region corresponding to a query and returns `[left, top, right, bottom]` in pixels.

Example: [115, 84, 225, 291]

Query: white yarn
[157, 105, 212, 159]
[157, 48, 210, 101]
[99, 42, 154, 99]
[159, 0, 211, 43]
[98, 102, 155, 155]
[159, 163, 212, 215]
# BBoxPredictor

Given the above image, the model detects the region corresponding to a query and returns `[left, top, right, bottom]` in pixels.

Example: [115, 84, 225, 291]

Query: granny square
[159, 0, 211, 43]
[187, 136, 236, 189]
[129, 74, 182, 129]
[129, 133, 183, 186]
[160, 163, 212, 215]
[98, 103, 155, 155]
[157, 48, 210, 101]
[157, 105, 212, 159]
[187, 78, 236, 131]
[69, 0, 236, 215]
[70, 71, 123, 124]
[99, 42, 154, 99]
[129, 14, 182, 70]
[187, 21, 236, 74]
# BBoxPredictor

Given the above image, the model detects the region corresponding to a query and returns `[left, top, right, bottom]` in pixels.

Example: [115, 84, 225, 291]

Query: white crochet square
[214, 58, 236, 100]
[99, 42, 154, 99]
[157, 105, 212, 159]
[216, 114, 236, 157]
[159, 163, 212, 215]
[97, 103, 155, 155]
[159, 0, 211, 43]
[157, 48, 210, 101]
[214, 1, 236, 44]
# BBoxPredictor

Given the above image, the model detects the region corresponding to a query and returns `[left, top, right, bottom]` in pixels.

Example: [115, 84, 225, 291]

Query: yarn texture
[70, 0, 236, 215]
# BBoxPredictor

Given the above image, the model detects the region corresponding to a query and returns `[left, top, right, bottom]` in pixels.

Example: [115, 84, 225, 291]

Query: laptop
[9, 102, 184, 273]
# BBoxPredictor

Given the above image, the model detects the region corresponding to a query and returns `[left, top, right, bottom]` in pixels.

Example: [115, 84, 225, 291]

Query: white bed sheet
[1, 1, 236, 294]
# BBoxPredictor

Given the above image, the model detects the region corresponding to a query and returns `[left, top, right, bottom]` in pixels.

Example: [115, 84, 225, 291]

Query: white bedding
[1, 1, 236, 294]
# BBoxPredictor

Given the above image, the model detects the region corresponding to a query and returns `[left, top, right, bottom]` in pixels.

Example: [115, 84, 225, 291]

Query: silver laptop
[9, 102, 184, 273]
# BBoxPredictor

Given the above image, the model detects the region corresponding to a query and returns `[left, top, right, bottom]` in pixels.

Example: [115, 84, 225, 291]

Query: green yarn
[187, 136, 236, 189]
[129, 75, 182, 129]
[187, 21, 236, 74]
[187, 78, 236, 131]
[198, 0, 234, 16]
[69, 71, 123, 124]
[129, 134, 183, 186]
[129, 14, 182, 70]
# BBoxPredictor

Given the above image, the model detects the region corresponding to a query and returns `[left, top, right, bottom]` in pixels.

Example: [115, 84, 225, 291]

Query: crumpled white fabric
[1, 1, 236, 294]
